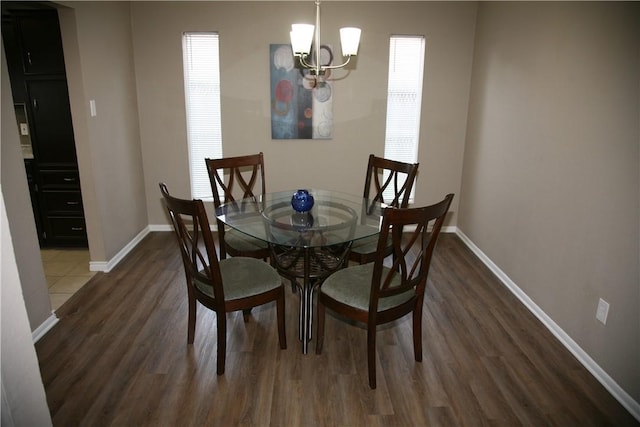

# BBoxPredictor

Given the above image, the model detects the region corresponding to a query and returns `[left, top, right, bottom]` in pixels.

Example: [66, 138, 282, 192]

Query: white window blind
[383, 35, 425, 202]
[182, 32, 222, 200]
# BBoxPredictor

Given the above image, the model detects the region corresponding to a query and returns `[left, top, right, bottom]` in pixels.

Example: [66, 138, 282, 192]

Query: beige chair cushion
[195, 257, 280, 301]
[321, 263, 414, 312]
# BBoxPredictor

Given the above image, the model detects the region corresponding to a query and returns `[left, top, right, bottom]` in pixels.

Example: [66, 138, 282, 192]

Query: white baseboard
[454, 228, 640, 422]
[32, 312, 58, 343]
[149, 224, 219, 232]
[89, 226, 151, 272]
[88, 224, 219, 272]
[148, 224, 172, 232]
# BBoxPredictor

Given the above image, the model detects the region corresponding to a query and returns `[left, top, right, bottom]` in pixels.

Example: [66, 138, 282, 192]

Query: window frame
[383, 35, 426, 203]
[182, 31, 223, 201]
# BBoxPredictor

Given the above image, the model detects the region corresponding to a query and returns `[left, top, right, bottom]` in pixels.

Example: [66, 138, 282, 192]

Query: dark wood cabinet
[2, 6, 87, 247]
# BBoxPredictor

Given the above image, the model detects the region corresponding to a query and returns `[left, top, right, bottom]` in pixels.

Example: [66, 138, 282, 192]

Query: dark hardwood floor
[35, 232, 638, 426]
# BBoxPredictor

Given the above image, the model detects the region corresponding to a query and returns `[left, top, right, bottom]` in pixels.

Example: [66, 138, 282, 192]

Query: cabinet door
[27, 79, 77, 166]
[16, 11, 65, 75]
[1, 19, 27, 104]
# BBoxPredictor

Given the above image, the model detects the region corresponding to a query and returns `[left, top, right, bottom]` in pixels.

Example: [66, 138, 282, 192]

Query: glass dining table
[216, 189, 384, 353]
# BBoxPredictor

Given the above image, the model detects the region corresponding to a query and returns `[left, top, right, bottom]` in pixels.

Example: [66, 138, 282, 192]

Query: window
[383, 35, 425, 202]
[182, 32, 222, 200]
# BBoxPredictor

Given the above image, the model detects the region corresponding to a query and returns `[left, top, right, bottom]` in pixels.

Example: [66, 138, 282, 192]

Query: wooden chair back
[363, 154, 419, 212]
[205, 153, 268, 259]
[205, 152, 266, 208]
[370, 193, 454, 314]
[159, 183, 224, 304]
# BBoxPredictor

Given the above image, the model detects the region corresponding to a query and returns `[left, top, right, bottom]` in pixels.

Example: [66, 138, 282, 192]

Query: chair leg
[367, 326, 377, 389]
[413, 305, 423, 362]
[277, 291, 287, 349]
[187, 294, 196, 344]
[216, 311, 227, 375]
[315, 300, 325, 354]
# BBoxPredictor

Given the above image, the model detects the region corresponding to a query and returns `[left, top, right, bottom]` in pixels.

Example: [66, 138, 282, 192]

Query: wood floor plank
[35, 232, 638, 426]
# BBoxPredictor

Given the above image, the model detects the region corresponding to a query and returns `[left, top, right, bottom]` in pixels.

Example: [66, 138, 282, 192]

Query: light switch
[19, 123, 29, 135]
[89, 99, 97, 117]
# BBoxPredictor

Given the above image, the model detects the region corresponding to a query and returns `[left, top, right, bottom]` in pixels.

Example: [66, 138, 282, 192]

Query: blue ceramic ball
[291, 189, 314, 213]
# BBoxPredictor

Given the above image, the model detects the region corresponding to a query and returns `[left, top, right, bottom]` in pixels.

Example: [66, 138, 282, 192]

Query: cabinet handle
[66, 201, 80, 205]
[32, 98, 38, 110]
[27, 51, 32, 65]
[63, 177, 76, 182]
[71, 227, 84, 231]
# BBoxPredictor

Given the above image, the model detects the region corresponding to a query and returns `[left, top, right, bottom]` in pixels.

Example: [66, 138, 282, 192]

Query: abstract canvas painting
[270, 44, 333, 139]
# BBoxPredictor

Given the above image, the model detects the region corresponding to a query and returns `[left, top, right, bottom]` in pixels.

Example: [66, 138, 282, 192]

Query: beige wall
[130, 1, 477, 225]
[460, 2, 640, 400]
[59, 1, 147, 262]
[1, 44, 52, 425]
[1, 43, 51, 329]
[1, 198, 52, 426]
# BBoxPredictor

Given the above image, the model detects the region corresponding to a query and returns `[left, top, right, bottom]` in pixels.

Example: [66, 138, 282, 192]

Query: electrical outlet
[19, 123, 29, 135]
[596, 298, 609, 325]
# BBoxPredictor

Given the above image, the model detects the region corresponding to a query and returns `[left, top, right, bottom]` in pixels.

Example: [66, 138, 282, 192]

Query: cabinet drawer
[42, 191, 83, 214]
[48, 217, 87, 239]
[40, 170, 80, 188]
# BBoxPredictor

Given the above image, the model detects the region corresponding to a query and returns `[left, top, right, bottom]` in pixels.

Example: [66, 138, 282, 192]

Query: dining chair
[349, 154, 419, 264]
[159, 183, 286, 375]
[205, 153, 270, 261]
[316, 193, 454, 389]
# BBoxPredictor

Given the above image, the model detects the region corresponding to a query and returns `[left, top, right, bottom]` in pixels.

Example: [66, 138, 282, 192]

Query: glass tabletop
[215, 189, 384, 248]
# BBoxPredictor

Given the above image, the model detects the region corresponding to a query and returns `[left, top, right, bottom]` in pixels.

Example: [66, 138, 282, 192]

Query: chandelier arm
[319, 55, 352, 71]
[299, 54, 315, 70]
[298, 54, 352, 72]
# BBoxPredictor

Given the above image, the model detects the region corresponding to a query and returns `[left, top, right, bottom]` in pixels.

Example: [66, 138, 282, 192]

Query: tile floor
[40, 248, 95, 311]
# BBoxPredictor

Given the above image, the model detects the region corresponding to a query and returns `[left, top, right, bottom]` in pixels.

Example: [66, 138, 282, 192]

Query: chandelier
[289, 0, 361, 76]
